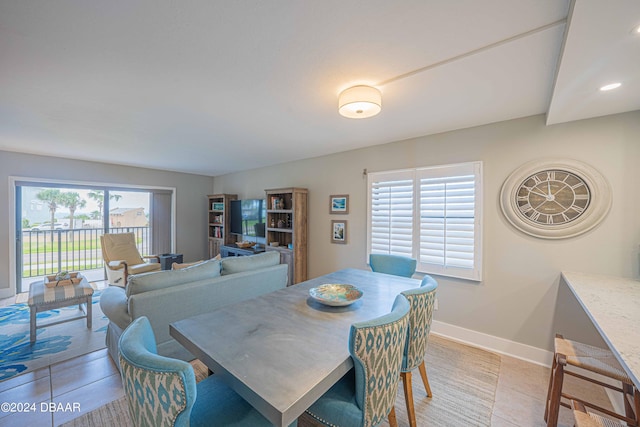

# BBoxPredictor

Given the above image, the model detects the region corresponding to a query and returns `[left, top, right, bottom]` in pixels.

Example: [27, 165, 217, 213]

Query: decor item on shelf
[329, 194, 349, 214]
[331, 220, 347, 244]
[500, 159, 611, 239]
[45, 271, 82, 287]
[338, 85, 382, 119]
[269, 242, 280, 247]
[277, 219, 286, 228]
[236, 241, 256, 248]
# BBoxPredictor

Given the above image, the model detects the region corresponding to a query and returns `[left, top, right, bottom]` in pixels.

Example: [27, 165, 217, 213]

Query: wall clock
[500, 159, 611, 239]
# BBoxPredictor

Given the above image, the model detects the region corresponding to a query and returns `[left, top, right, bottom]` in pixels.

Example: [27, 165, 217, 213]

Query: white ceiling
[0, 0, 638, 177]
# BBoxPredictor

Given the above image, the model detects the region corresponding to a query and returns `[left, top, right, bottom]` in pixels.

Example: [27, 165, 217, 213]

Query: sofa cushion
[221, 251, 280, 275]
[126, 258, 221, 297]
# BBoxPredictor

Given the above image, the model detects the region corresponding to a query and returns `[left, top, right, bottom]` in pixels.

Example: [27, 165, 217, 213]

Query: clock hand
[529, 189, 548, 198]
[547, 181, 552, 197]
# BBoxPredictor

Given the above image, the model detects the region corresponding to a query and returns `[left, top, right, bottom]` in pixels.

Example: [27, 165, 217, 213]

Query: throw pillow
[220, 251, 280, 275]
[127, 258, 221, 297]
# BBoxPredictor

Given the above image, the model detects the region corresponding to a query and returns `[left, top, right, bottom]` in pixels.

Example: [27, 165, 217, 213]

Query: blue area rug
[0, 289, 108, 381]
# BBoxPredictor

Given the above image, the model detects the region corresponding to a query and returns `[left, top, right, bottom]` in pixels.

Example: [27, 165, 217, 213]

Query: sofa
[100, 251, 288, 369]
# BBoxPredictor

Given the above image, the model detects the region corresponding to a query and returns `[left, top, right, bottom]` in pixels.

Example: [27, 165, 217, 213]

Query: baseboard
[431, 320, 554, 367]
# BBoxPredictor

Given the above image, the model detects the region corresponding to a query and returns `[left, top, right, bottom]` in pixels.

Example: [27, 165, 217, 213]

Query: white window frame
[367, 161, 483, 281]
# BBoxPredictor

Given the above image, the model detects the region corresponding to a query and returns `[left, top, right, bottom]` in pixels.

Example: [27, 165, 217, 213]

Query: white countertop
[561, 272, 640, 389]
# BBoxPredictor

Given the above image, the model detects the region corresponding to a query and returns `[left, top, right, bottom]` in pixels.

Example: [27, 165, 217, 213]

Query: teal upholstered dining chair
[400, 275, 438, 427]
[369, 254, 417, 278]
[119, 316, 296, 427]
[304, 294, 411, 427]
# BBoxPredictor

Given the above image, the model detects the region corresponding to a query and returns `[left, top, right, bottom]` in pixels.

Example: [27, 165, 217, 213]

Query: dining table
[170, 267, 421, 427]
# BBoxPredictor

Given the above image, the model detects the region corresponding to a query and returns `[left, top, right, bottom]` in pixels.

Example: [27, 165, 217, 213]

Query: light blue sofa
[100, 251, 288, 370]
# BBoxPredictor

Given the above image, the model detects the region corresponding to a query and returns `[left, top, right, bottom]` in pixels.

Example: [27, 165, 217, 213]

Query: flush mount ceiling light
[338, 85, 382, 119]
[599, 82, 622, 91]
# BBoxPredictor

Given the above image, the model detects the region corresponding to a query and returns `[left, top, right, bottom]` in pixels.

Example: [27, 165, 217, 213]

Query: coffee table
[27, 276, 94, 343]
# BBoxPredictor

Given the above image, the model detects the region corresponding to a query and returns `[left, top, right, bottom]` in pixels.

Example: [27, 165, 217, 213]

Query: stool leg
[544, 355, 558, 422]
[547, 354, 566, 427]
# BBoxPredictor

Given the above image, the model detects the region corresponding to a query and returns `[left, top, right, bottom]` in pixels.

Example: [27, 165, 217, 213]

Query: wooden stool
[572, 400, 625, 427]
[545, 334, 639, 427]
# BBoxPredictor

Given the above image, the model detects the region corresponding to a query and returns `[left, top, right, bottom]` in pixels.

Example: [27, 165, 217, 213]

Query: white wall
[0, 150, 213, 296]
[212, 112, 640, 354]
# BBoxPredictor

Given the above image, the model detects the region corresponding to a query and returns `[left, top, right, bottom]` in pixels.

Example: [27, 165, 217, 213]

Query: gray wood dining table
[170, 267, 421, 427]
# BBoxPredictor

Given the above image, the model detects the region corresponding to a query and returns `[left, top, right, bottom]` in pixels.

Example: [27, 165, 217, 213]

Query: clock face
[516, 169, 591, 226]
[500, 159, 611, 239]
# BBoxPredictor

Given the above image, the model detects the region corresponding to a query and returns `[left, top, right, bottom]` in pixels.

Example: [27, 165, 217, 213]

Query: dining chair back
[400, 275, 438, 427]
[119, 316, 196, 427]
[304, 294, 411, 427]
[369, 254, 417, 278]
[119, 316, 295, 427]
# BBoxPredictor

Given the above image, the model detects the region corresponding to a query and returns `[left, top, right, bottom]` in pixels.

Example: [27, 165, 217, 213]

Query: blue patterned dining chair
[400, 275, 438, 427]
[369, 254, 417, 278]
[119, 316, 297, 427]
[304, 294, 411, 427]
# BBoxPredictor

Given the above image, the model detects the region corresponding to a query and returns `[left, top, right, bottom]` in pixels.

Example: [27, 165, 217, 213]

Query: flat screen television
[230, 199, 266, 238]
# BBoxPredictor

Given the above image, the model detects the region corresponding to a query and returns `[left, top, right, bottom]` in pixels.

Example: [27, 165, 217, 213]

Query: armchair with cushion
[100, 232, 161, 286]
[369, 254, 417, 278]
[119, 316, 296, 426]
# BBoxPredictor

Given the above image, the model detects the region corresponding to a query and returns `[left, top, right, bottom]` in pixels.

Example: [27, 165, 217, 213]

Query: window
[367, 161, 482, 281]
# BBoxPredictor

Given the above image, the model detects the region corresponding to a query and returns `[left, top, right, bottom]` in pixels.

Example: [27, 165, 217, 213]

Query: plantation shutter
[368, 170, 414, 257]
[367, 162, 482, 281]
[417, 163, 481, 280]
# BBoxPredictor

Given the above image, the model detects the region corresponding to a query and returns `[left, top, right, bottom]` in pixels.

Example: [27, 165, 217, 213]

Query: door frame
[6, 176, 176, 298]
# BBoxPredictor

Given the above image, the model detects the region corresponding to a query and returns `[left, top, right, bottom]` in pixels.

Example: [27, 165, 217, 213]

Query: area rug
[61, 336, 500, 427]
[0, 289, 108, 381]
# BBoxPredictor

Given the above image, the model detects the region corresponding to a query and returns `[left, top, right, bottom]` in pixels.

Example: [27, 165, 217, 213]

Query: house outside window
[367, 161, 483, 281]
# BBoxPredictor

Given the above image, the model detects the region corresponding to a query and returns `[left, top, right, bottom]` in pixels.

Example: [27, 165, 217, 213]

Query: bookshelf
[265, 188, 308, 286]
[207, 194, 237, 258]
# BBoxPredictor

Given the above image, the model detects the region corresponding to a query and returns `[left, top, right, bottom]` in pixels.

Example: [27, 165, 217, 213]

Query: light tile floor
[0, 280, 618, 427]
[0, 341, 618, 427]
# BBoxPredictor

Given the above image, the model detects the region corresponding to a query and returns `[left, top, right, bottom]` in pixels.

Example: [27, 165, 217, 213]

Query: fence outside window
[20, 226, 152, 279]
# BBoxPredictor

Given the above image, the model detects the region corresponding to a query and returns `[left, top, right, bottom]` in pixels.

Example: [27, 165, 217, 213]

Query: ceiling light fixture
[599, 82, 622, 91]
[338, 85, 382, 119]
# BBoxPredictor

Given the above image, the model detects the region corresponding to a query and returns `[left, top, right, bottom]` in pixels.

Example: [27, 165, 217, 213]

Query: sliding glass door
[15, 181, 173, 294]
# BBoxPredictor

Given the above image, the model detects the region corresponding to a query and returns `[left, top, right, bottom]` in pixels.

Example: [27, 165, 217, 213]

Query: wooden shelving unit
[265, 188, 308, 286]
[207, 194, 238, 258]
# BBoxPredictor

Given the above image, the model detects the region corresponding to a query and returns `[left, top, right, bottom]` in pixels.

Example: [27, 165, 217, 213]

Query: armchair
[369, 254, 417, 278]
[304, 294, 410, 427]
[100, 232, 161, 286]
[119, 316, 295, 426]
[400, 275, 438, 427]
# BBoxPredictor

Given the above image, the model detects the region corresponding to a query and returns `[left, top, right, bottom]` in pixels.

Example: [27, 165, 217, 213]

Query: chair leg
[401, 372, 417, 427]
[388, 406, 398, 427]
[418, 360, 432, 397]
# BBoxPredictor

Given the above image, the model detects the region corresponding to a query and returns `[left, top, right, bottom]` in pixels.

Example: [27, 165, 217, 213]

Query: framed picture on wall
[330, 195, 349, 214]
[331, 220, 347, 244]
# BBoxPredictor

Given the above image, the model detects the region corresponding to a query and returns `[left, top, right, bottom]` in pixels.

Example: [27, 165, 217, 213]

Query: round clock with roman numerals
[500, 159, 611, 239]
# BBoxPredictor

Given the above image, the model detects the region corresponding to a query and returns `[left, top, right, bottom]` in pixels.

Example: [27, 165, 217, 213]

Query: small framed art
[330, 195, 349, 214]
[331, 220, 347, 244]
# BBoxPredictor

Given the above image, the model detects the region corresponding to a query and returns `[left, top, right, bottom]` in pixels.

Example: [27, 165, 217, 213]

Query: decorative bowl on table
[236, 241, 256, 248]
[309, 284, 363, 306]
